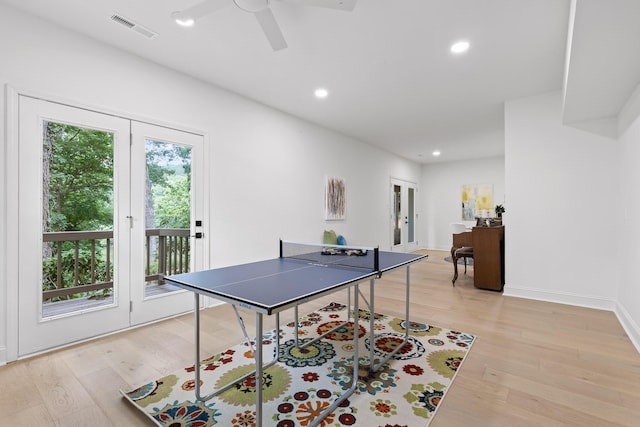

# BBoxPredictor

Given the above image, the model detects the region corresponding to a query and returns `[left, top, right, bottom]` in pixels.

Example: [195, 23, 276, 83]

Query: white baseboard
[614, 302, 640, 354]
[503, 285, 617, 310]
[0, 346, 6, 366]
[503, 285, 640, 354]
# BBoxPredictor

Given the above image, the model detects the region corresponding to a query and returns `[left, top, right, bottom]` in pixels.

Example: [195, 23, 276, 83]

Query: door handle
[191, 232, 203, 239]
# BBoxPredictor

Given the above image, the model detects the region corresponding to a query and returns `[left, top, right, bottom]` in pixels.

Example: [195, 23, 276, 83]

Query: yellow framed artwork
[462, 184, 493, 220]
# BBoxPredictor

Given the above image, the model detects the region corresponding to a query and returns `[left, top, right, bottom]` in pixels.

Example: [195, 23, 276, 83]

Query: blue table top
[165, 251, 426, 314]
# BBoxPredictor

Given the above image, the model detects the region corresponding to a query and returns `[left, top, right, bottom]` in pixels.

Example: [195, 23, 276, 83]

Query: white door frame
[4, 86, 21, 363]
[3, 87, 209, 361]
[390, 177, 419, 252]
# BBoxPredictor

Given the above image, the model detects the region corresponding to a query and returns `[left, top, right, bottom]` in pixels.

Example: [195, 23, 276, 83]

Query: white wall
[504, 91, 622, 310]
[0, 4, 421, 363]
[617, 102, 640, 348]
[206, 101, 421, 268]
[421, 157, 505, 251]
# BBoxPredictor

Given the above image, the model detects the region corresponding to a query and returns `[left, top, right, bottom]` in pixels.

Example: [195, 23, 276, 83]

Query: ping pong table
[165, 240, 427, 427]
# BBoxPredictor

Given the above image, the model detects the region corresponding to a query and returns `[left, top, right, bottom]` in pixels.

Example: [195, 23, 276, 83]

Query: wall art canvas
[461, 183, 493, 220]
[325, 177, 346, 220]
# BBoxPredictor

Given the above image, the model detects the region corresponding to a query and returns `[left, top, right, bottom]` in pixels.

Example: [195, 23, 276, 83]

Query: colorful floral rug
[122, 302, 475, 426]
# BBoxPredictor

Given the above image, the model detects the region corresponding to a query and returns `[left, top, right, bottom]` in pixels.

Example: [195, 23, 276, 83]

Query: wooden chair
[450, 223, 473, 286]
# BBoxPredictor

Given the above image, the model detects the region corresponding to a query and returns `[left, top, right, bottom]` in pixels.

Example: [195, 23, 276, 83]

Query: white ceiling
[2, 0, 638, 164]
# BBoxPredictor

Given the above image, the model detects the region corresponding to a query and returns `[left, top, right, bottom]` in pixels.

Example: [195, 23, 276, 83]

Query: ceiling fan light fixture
[171, 0, 356, 51]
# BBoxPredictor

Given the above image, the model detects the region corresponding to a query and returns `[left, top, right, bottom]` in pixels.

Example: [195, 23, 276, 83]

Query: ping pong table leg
[275, 311, 280, 360]
[255, 312, 263, 427]
[349, 279, 376, 373]
[405, 265, 411, 344]
[369, 265, 413, 373]
[191, 297, 277, 408]
[369, 277, 375, 372]
[308, 283, 360, 427]
[193, 293, 204, 401]
[294, 303, 299, 347]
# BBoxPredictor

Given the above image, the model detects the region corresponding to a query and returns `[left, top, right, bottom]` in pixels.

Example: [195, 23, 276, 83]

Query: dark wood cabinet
[471, 226, 505, 291]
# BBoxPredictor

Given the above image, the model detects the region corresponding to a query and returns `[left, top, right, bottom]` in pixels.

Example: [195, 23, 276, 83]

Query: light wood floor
[2, 250, 639, 426]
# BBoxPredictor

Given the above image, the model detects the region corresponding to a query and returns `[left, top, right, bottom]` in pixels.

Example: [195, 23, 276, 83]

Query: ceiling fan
[172, 0, 357, 51]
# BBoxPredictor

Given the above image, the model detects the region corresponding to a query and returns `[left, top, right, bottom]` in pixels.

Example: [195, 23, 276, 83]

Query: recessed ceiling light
[172, 11, 195, 27]
[450, 40, 470, 54]
[176, 18, 195, 27]
[432, 150, 441, 157]
[314, 88, 329, 99]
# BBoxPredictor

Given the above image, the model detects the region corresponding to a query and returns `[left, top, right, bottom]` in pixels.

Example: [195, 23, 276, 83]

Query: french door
[390, 178, 419, 252]
[129, 121, 204, 326]
[17, 96, 203, 357]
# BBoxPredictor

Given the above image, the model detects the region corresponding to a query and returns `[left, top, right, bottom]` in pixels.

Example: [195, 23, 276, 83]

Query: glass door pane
[393, 184, 402, 245]
[408, 187, 415, 243]
[41, 122, 115, 317]
[144, 139, 192, 298]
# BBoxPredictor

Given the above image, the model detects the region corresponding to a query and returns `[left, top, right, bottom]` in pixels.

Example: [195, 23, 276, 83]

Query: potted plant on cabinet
[495, 204, 505, 218]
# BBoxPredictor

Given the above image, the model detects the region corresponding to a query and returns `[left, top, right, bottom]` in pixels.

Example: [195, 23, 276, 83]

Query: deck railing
[42, 228, 190, 302]
[144, 228, 191, 284]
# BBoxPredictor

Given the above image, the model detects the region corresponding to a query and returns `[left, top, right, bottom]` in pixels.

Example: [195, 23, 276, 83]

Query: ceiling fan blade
[174, 0, 229, 22]
[278, 0, 357, 12]
[254, 8, 288, 51]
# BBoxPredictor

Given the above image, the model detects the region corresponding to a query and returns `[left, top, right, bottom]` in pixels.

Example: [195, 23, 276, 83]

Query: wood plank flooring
[1, 250, 639, 426]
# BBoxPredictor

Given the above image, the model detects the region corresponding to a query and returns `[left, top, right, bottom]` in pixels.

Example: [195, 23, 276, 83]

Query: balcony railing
[42, 228, 190, 302]
[145, 228, 191, 285]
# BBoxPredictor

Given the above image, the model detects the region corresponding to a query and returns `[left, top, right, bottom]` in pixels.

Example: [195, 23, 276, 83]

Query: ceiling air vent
[110, 13, 158, 39]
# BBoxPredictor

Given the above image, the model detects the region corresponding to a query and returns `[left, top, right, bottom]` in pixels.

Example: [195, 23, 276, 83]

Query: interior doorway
[390, 178, 419, 252]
